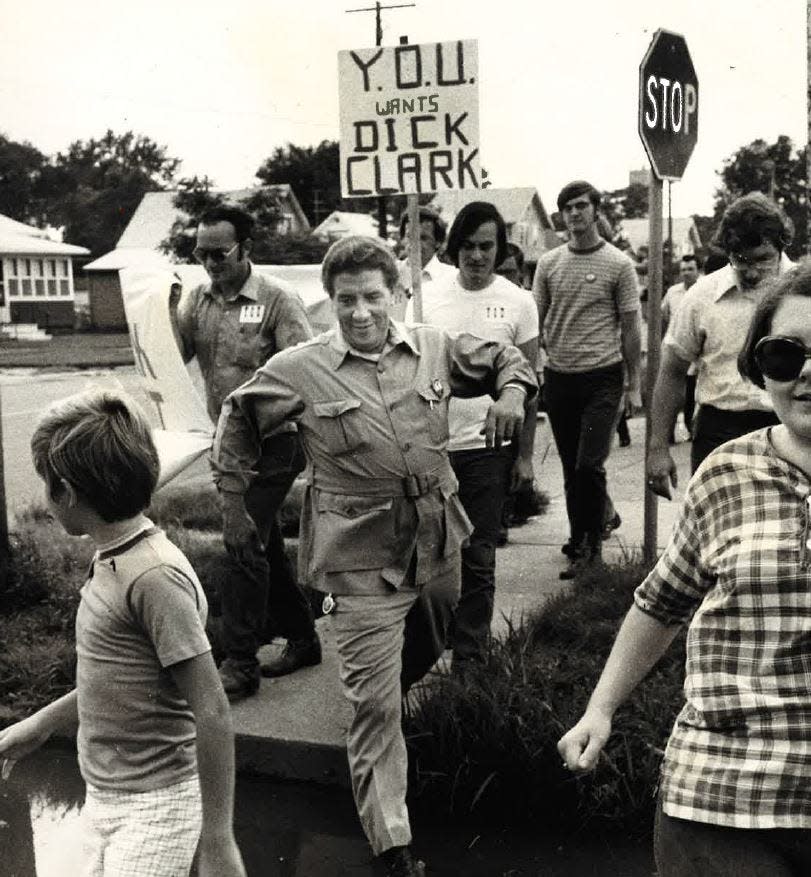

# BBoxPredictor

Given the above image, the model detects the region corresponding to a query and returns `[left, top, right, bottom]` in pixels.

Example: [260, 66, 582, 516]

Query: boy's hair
[321, 235, 399, 297]
[31, 390, 160, 522]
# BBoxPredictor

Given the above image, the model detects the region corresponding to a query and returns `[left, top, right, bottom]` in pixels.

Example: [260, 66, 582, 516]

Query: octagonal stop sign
[638, 29, 699, 180]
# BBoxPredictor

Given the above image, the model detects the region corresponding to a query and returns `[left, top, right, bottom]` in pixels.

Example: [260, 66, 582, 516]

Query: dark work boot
[218, 659, 260, 702]
[260, 633, 322, 678]
[380, 845, 426, 877]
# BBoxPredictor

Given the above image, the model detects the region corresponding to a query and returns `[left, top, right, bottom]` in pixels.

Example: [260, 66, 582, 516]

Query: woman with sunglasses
[558, 261, 811, 875]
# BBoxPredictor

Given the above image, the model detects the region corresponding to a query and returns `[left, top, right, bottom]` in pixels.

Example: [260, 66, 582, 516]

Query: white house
[0, 214, 89, 332]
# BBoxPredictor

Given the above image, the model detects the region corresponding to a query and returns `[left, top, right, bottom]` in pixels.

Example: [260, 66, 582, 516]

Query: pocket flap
[313, 399, 362, 418]
[316, 493, 393, 517]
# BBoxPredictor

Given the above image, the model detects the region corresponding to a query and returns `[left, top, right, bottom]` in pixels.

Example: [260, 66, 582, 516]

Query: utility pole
[345, 1, 416, 241]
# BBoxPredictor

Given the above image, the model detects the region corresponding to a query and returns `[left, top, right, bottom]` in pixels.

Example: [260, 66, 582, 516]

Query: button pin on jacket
[322, 593, 336, 615]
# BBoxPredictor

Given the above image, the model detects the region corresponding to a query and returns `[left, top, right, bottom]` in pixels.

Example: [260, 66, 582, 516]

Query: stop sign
[638, 29, 699, 180]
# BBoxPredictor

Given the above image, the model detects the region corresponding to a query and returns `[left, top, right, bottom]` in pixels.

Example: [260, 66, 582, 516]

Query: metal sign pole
[408, 195, 422, 321]
[644, 174, 664, 565]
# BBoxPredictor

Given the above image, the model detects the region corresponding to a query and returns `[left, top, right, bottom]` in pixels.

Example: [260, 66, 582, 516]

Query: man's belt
[310, 467, 457, 499]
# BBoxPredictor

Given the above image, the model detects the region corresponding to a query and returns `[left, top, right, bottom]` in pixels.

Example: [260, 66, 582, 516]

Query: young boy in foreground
[0, 390, 245, 877]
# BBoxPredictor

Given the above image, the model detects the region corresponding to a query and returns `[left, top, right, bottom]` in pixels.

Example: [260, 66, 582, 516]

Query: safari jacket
[212, 320, 537, 594]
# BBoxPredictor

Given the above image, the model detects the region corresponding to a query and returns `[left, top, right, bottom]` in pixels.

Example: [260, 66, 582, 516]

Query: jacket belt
[309, 465, 457, 498]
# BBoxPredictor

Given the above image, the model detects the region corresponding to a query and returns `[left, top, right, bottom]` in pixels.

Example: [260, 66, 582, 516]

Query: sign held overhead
[638, 29, 699, 180]
[339, 40, 480, 197]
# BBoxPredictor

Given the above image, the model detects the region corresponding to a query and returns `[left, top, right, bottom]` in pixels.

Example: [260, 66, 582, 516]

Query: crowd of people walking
[0, 183, 808, 876]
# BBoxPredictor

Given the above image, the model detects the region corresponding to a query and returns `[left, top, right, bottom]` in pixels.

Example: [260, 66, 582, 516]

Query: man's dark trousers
[449, 445, 513, 664]
[690, 405, 779, 473]
[221, 431, 315, 666]
[544, 363, 624, 554]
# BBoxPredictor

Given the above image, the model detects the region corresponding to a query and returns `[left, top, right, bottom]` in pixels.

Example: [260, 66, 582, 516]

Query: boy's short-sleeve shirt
[76, 525, 211, 792]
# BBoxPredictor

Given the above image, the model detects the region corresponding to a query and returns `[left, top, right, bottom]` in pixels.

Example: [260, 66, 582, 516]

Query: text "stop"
[643, 76, 697, 134]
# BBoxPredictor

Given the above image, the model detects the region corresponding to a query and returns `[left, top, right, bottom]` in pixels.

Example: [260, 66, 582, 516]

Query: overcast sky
[0, 0, 806, 219]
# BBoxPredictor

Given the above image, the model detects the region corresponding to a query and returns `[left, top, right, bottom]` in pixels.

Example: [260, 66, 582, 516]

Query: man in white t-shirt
[417, 201, 539, 667]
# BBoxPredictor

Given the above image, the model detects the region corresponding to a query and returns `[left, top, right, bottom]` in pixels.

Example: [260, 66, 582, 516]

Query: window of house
[2, 256, 73, 299]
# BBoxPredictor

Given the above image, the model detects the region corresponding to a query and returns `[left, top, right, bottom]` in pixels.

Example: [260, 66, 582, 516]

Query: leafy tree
[620, 182, 649, 219]
[0, 134, 48, 223]
[256, 139, 402, 238]
[161, 176, 225, 262]
[256, 140, 344, 225]
[161, 177, 330, 265]
[713, 135, 807, 258]
[42, 130, 180, 256]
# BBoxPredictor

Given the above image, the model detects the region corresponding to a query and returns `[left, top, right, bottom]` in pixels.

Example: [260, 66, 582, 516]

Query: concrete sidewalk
[231, 415, 693, 786]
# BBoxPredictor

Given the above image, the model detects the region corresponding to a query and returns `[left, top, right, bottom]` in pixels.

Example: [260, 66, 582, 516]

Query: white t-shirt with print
[419, 272, 539, 451]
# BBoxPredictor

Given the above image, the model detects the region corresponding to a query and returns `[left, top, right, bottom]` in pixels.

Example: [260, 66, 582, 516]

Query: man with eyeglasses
[533, 180, 642, 580]
[647, 193, 795, 498]
[172, 205, 321, 700]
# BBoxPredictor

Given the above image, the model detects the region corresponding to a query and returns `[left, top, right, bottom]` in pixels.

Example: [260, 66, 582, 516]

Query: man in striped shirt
[533, 180, 642, 579]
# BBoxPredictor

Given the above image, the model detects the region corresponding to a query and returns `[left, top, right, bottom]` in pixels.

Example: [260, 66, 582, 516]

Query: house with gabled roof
[83, 185, 310, 329]
[0, 214, 90, 335]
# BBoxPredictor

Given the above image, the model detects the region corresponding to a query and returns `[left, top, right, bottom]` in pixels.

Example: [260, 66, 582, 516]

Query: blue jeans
[543, 364, 624, 551]
[655, 794, 811, 876]
[221, 432, 315, 666]
[449, 445, 513, 664]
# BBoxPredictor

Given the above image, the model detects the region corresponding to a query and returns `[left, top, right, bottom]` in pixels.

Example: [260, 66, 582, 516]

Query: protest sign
[338, 39, 480, 197]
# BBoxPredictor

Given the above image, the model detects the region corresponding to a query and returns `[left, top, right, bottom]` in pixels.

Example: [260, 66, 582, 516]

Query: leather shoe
[380, 846, 426, 877]
[260, 634, 322, 678]
[602, 512, 622, 540]
[218, 659, 260, 701]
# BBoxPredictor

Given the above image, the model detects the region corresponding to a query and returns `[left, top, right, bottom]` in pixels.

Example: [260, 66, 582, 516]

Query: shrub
[404, 556, 685, 837]
[148, 482, 222, 532]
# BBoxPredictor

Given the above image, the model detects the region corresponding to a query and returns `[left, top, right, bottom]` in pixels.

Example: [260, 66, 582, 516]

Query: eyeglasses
[754, 335, 811, 382]
[192, 242, 239, 264]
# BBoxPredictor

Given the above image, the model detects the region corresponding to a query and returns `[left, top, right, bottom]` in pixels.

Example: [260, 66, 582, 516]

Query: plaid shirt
[634, 428, 811, 829]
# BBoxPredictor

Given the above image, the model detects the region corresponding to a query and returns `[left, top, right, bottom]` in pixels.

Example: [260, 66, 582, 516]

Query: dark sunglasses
[193, 241, 239, 264]
[754, 335, 811, 382]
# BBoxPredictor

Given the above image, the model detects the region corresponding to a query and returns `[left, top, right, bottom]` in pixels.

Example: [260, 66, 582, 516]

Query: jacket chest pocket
[312, 399, 366, 455]
[417, 385, 450, 445]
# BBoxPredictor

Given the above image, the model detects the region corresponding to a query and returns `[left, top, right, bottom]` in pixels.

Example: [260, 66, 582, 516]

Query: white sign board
[338, 40, 480, 198]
